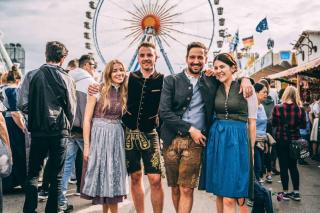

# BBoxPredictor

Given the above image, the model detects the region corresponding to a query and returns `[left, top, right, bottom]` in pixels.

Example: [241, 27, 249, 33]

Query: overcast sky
[1, 0, 319, 73]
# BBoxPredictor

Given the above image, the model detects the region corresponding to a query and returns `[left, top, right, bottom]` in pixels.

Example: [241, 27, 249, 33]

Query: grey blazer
[159, 71, 219, 148]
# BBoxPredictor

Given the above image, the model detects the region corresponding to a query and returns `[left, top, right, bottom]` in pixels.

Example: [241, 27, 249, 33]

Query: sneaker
[68, 178, 77, 184]
[288, 192, 301, 201]
[246, 199, 254, 207]
[282, 192, 290, 201]
[58, 203, 74, 213]
[74, 187, 80, 196]
[38, 189, 49, 200]
[266, 175, 272, 183]
[258, 178, 265, 183]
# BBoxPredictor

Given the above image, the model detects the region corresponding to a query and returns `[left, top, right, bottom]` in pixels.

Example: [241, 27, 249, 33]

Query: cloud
[0, 0, 319, 73]
[0, 0, 88, 70]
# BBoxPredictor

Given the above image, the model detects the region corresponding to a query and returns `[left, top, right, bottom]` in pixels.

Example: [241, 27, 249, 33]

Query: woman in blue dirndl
[202, 53, 257, 213]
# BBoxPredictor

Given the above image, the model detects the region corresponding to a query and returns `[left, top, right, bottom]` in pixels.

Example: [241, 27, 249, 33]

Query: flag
[242, 36, 254, 49]
[256, 17, 268, 33]
[229, 29, 239, 52]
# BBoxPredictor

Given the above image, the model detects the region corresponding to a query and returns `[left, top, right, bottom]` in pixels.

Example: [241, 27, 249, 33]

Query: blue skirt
[201, 119, 253, 198]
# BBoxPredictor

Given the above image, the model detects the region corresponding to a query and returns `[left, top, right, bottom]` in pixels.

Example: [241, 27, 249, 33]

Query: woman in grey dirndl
[81, 60, 129, 213]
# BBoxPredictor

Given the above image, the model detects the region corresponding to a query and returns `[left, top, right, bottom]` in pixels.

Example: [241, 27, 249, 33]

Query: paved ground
[4, 158, 320, 213]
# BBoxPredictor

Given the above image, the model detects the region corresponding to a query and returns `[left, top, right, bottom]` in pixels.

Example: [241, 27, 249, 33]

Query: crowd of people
[0, 40, 319, 213]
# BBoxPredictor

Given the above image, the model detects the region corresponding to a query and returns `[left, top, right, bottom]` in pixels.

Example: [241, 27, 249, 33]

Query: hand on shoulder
[88, 83, 100, 96]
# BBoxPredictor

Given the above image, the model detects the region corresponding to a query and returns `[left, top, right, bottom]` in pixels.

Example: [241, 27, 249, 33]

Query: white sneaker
[266, 175, 272, 183]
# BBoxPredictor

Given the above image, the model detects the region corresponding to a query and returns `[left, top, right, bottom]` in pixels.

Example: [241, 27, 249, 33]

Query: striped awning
[268, 57, 320, 79]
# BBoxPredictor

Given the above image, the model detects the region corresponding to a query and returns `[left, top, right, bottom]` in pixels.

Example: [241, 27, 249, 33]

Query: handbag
[283, 112, 310, 160]
[291, 138, 309, 159]
[0, 139, 12, 178]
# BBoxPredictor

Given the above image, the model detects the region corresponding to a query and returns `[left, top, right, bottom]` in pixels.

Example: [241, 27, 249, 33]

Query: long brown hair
[100, 60, 128, 113]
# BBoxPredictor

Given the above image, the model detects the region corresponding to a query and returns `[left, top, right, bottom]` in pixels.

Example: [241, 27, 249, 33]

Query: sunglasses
[88, 62, 97, 69]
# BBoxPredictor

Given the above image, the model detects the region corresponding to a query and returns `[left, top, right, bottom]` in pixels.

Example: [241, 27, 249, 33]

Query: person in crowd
[0, 100, 10, 212]
[309, 94, 320, 161]
[66, 59, 79, 73]
[58, 54, 96, 210]
[263, 78, 279, 104]
[278, 88, 285, 102]
[259, 79, 279, 176]
[22, 41, 76, 213]
[201, 53, 257, 213]
[88, 42, 164, 213]
[38, 60, 80, 206]
[253, 83, 272, 183]
[81, 59, 128, 213]
[2, 65, 27, 192]
[299, 103, 311, 165]
[0, 72, 8, 102]
[272, 86, 306, 201]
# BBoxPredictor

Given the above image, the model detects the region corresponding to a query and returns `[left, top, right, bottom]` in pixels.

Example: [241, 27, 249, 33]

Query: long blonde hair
[281, 86, 302, 106]
[100, 60, 128, 113]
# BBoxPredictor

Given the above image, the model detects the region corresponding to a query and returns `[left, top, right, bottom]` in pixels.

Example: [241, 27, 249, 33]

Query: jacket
[122, 70, 164, 132]
[159, 71, 219, 147]
[28, 64, 76, 137]
[17, 69, 38, 114]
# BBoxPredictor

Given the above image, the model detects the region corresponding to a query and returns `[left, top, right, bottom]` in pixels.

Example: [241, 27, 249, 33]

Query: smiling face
[111, 63, 126, 85]
[186, 47, 207, 75]
[213, 59, 236, 83]
[138, 46, 157, 72]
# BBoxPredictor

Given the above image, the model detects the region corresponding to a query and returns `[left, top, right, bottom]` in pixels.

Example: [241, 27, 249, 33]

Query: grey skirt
[81, 118, 128, 202]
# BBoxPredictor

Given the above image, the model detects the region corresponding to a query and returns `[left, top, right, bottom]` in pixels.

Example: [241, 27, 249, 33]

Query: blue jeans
[58, 138, 83, 206]
[254, 146, 264, 180]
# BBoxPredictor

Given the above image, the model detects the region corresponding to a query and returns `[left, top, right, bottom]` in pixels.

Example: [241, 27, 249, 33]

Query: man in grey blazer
[159, 42, 252, 213]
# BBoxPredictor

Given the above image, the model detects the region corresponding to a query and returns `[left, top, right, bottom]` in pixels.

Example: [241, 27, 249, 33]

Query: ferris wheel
[84, 0, 226, 74]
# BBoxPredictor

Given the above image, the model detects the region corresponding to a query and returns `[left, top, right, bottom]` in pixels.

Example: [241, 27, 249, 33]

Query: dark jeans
[41, 157, 51, 191]
[23, 136, 68, 213]
[254, 146, 264, 180]
[75, 147, 83, 191]
[263, 148, 272, 174]
[270, 145, 278, 171]
[276, 142, 299, 191]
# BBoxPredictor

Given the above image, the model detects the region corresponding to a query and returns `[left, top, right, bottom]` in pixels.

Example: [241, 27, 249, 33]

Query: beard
[188, 65, 203, 75]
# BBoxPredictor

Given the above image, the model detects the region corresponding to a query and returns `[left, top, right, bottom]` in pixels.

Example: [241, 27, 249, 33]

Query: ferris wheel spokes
[91, 0, 216, 74]
[127, 27, 174, 74]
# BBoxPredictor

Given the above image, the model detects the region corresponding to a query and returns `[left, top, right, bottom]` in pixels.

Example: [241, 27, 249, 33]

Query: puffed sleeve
[246, 86, 258, 119]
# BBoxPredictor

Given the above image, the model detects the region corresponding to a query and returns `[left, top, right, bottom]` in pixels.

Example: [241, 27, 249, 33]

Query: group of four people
[20, 40, 255, 213]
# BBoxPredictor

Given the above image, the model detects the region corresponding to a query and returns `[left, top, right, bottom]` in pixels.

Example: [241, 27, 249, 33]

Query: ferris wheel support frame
[128, 27, 174, 74]
[155, 35, 174, 74]
[92, 0, 106, 65]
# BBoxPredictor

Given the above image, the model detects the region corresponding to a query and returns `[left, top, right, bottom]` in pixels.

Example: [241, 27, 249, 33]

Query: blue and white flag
[229, 29, 239, 52]
[256, 18, 268, 33]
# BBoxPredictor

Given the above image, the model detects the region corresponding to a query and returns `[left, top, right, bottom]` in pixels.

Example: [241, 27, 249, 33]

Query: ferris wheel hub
[141, 14, 161, 34]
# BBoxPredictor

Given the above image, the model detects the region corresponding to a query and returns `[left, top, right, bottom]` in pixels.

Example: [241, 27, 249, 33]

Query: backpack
[252, 181, 274, 213]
